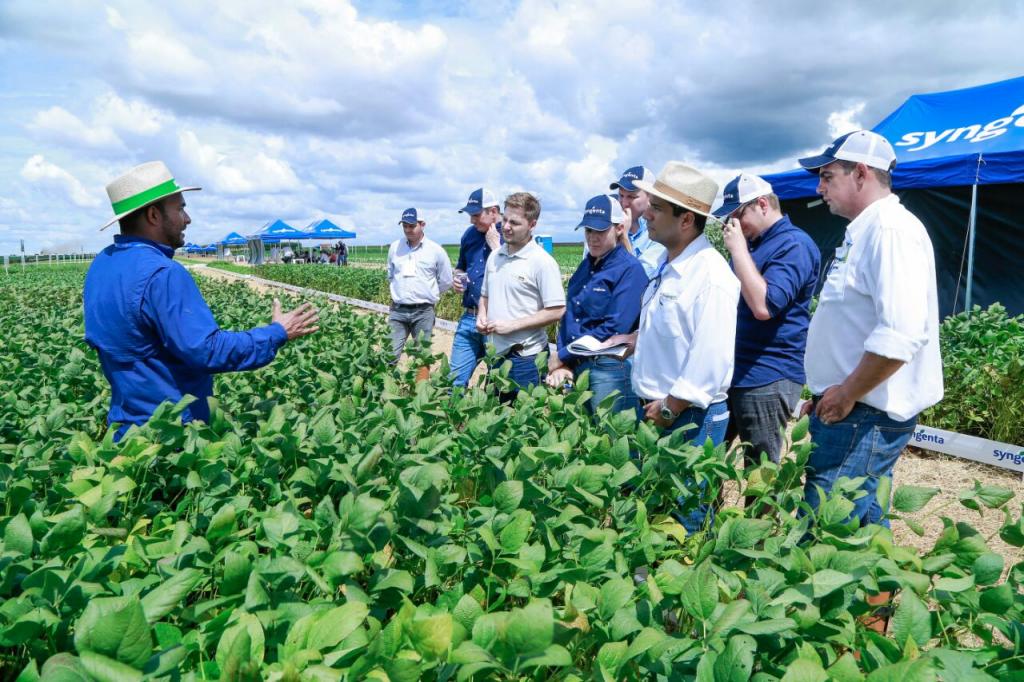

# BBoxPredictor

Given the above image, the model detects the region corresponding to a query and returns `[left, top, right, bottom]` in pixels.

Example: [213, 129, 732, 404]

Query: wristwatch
[659, 399, 679, 422]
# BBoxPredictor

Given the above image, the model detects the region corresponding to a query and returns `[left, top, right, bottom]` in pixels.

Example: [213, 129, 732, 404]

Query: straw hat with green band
[100, 161, 201, 230]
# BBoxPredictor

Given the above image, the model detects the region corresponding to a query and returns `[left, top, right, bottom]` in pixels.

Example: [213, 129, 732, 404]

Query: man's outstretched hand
[272, 298, 320, 340]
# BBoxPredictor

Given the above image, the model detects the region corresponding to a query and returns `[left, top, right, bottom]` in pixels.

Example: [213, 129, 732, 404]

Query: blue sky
[0, 0, 1022, 255]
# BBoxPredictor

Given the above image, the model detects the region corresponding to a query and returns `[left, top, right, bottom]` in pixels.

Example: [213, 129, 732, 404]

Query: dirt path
[193, 265, 1024, 563]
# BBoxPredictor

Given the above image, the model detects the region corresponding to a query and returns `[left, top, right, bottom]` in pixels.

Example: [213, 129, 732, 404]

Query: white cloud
[28, 106, 122, 148]
[94, 93, 168, 135]
[828, 102, 867, 138]
[19, 155, 101, 208]
[178, 130, 302, 194]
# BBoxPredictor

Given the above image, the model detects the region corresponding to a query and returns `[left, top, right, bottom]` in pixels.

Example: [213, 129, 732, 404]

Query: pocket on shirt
[650, 295, 684, 337]
[819, 241, 852, 303]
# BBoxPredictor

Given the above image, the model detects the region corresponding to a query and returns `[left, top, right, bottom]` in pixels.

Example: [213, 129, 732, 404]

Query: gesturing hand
[272, 298, 320, 340]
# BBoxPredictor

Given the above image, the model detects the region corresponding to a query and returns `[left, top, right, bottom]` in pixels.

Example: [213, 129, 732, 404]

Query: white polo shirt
[481, 239, 565, 356]
[805, 194, 943, 421]
[632, 234, 740, 408]
[387, 237, 454, 305]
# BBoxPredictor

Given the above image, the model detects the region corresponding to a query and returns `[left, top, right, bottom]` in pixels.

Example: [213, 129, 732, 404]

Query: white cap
[799, 130, 897, 172]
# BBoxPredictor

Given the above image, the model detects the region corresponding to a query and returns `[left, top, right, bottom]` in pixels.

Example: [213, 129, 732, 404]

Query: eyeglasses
[641, 262, 668, 308]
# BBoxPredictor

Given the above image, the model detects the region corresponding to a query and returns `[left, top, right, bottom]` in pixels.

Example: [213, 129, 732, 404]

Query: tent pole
[965, 182, 978, 315]
[964, 153, 984, 316]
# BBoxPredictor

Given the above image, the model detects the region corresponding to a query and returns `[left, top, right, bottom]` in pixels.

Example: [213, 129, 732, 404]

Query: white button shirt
[632, 234, 740, 408]
[387, 237, 454, 305]
[805, 194, 943, 421]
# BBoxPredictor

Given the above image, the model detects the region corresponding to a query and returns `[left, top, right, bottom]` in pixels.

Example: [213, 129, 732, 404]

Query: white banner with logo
[910, 425, 1024, 474]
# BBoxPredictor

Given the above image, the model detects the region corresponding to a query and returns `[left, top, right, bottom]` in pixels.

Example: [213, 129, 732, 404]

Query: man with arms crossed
[84, 161, 319, 440]
[477, 192, 565, 395]
[797, 130, 942, 526]
[386, 207, 454, 378]
[450, 188, 502, 386]
[716, 173, 820, 469]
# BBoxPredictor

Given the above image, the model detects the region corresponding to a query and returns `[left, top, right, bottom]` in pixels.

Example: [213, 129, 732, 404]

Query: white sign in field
[911, 425, 1024, 474]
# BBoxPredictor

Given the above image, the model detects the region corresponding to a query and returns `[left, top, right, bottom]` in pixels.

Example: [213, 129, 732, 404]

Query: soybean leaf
[504, 600, 553, 657]
[141, 569, 203, 625]
[493, 480, 524, 514]
[892, 486, 939, 514]
[713, 634, 755, 682]
[3, 513, 34, 556]
[74, 597, 152, 670]
[891, 589, 931, 648]
[680, 564, 718, 622]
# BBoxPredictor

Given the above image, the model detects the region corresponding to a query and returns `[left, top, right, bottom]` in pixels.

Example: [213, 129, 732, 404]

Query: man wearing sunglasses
[716, 174, 820, 471]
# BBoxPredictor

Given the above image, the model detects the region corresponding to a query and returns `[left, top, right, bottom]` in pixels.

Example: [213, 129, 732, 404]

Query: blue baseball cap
[798, 130, 897, 173]
[713, 174, 775, 218]
[610, 165, 654, 192]
[459, 187, 500, 215]
[576, 194, 627, 231]
[399, 208, 420, 224]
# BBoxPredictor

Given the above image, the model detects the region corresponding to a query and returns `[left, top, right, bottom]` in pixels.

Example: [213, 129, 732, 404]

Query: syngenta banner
[912, 424, 1024, 473]
[894, 103, 1024, 152]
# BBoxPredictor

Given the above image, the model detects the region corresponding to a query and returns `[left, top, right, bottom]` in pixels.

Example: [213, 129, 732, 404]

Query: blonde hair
[504, 192, 541, 223]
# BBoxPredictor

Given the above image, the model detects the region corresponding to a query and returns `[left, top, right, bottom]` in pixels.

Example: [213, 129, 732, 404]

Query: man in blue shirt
[449, 187, 501, 387]
[84, 161, 319, 440]
[716, 173, 820, 466]
[547, 195, 647, 415]
[611, 166, 666, 278]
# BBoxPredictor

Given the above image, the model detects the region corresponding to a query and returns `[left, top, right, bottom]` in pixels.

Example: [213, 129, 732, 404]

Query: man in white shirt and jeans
[387, 208, 454, 376]
[478, 192, 565, 398]
[798, 130, 943, 528]
[608, 162, 740, 533]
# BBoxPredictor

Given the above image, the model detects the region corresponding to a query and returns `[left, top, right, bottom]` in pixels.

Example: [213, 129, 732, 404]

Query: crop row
[1, 265, 1023, 680]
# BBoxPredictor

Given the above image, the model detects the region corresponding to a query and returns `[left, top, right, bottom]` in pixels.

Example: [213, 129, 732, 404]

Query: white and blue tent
[303, 219, 357, 240]
[764, 76, 1024, 316]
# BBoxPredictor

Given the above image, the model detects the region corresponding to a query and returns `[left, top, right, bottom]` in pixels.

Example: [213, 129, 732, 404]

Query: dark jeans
[488, 352, 543, 403]
[726, 379, 803, 465]
[804, 401, 917, 528]
[575, 356, 639, 418]
[660, 401, 730, 535]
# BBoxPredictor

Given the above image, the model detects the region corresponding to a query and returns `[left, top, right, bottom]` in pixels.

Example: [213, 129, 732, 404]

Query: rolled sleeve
[863, 226, 929, 362]
[669, 284, 737, 408]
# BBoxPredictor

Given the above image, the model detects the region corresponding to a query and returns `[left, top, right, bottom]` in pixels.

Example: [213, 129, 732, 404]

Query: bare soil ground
[193, 265, 1024, 565]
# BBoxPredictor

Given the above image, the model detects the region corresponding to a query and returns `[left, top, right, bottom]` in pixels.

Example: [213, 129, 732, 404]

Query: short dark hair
[670, 204, 708, 233]
[118, 199, 167, 234]
[835, 160, 892, 189]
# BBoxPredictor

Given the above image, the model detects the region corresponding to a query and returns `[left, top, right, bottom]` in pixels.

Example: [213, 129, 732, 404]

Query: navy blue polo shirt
[454, 224, 500, 310]
[557, 244, 648, 364]
[733, 216, 821, 388]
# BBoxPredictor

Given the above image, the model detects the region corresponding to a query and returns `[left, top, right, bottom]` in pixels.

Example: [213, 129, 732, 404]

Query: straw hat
[100, 161, 201, 230]
[633, 161, 718, 218]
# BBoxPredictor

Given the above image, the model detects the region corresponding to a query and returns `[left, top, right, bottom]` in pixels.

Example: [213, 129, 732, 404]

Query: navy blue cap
[399, 208, 419, 224]
[575, 194, 626, 231]
[713, 174, 774, 218]
[610, 165, 654, 192]
[459, 187, 500, 215]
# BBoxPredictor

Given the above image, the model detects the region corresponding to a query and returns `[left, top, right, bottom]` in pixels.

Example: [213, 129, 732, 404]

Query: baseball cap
[576, 194, 627, 231]
[459, 187, 500, 215]
[399, 208, 420, 224]
[609, 166, 654, 192]
[713, 174, 775, 218]
[798, 130, 897, 173]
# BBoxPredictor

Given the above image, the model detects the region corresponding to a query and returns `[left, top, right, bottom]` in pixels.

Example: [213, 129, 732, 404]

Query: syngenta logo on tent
[895, 103, 1024, 151]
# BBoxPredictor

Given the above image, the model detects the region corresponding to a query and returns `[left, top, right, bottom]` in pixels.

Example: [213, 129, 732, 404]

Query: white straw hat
[633, 161, 718, 218]
[100, 161, 201, 230]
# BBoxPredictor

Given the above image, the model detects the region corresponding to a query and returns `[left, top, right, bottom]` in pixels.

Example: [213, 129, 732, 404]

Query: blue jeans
[576, 357, 639, 418]
[450, 312, 487, 387]
[662, 400, 730, 534]
[804, 402, 917, 528]
[488, 353, 543, 403]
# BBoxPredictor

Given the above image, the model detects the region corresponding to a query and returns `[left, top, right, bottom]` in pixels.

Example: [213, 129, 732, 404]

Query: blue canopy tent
[220, 231, 248, 246]
[302, 218, 357, 240]
[764, 76, 1024, 317]
[248, 219, 308, 243]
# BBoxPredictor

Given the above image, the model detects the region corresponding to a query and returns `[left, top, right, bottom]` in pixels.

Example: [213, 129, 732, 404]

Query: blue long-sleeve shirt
[556, 244, 648, 365]
[732, 216, 821, 388]
[83, 236, 288, 438]
[454, 224, 501, 310]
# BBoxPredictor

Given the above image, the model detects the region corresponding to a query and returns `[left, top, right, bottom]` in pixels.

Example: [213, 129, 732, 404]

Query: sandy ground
[193, 265, 1024, 563]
